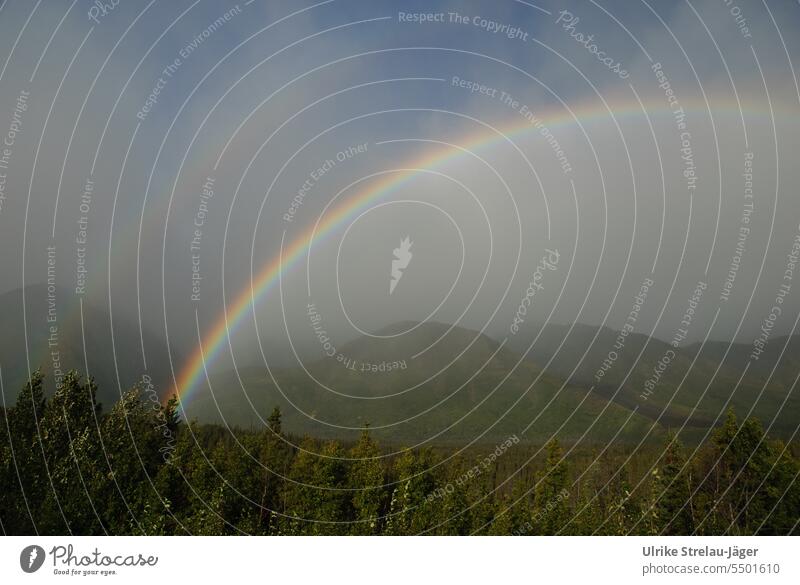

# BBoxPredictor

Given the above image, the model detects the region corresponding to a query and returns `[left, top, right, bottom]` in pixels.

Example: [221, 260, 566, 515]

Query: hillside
[4, 292, 795, 445]
[506, 322, 800, 437]
[184, 321, 660, 444]
[0, 285, 179, 408]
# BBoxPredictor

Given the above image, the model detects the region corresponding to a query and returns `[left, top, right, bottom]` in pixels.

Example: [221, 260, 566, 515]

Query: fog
[1, 0, 799, 400]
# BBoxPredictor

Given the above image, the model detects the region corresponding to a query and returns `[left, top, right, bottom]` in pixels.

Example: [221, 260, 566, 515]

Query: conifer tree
[489, 474, 532, 535]
[384, 448, 437, 535]
[39, 371, 103, 534]
[652, 433, 694, 535]
[258, 406, 290, 533]
[283, 438, 347, 534]
[533, 439, 570, 534]
[1, 371, 47, 533]
[347, 427, 387, 535]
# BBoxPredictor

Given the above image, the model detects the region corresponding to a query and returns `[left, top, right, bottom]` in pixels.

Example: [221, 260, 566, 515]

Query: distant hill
[3, 292, 795, 445]
[505, 322, 800, 438]
[183, 321, 660, 444]
[0, 286, 179, 408]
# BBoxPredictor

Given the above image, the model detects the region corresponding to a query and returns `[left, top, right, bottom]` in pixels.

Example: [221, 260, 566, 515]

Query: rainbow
[171, 98, 759, 406]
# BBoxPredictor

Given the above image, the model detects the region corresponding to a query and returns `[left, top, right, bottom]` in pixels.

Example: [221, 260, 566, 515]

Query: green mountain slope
[184, 321, 660, 444]
[506, 322, 800, 437]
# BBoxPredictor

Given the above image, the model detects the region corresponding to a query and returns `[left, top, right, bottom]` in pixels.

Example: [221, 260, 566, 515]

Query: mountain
[505, 322, 800, 437]
[4, 290, 793, 445]
[183, 321, 660, 444]
[0, 285, 179, 408]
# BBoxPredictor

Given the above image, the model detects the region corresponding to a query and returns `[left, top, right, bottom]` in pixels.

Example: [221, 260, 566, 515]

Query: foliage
[1, 373, 798, 535]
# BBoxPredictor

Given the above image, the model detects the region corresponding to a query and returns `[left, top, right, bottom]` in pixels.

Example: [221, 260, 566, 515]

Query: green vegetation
[183, 321, 800, 443]
[2, 371, 797, 535]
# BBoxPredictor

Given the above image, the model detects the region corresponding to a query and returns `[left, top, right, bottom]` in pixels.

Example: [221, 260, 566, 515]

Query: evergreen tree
[0, 371, 47, 533]
[267, 406, 282, 435]
[347, 427, 387, 535]
[384, 448, 437, 535]
[257, 407, 291, 534]
[533, 439, 570, 534]
[606, 472, 641, 535]
[282, 438, 347, 534]
[652, 434, 694, 535]
[434, 459, 471, 535]
[38, 371, 104, 534]
[489, 473, 532, 535]
[1, 372, 797, 536]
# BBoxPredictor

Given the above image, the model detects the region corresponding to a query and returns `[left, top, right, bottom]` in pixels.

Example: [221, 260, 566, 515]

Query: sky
[1, 0, 799, 402]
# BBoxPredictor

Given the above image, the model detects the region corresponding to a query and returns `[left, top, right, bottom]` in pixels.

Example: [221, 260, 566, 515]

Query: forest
[1, 371, 798, 536]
